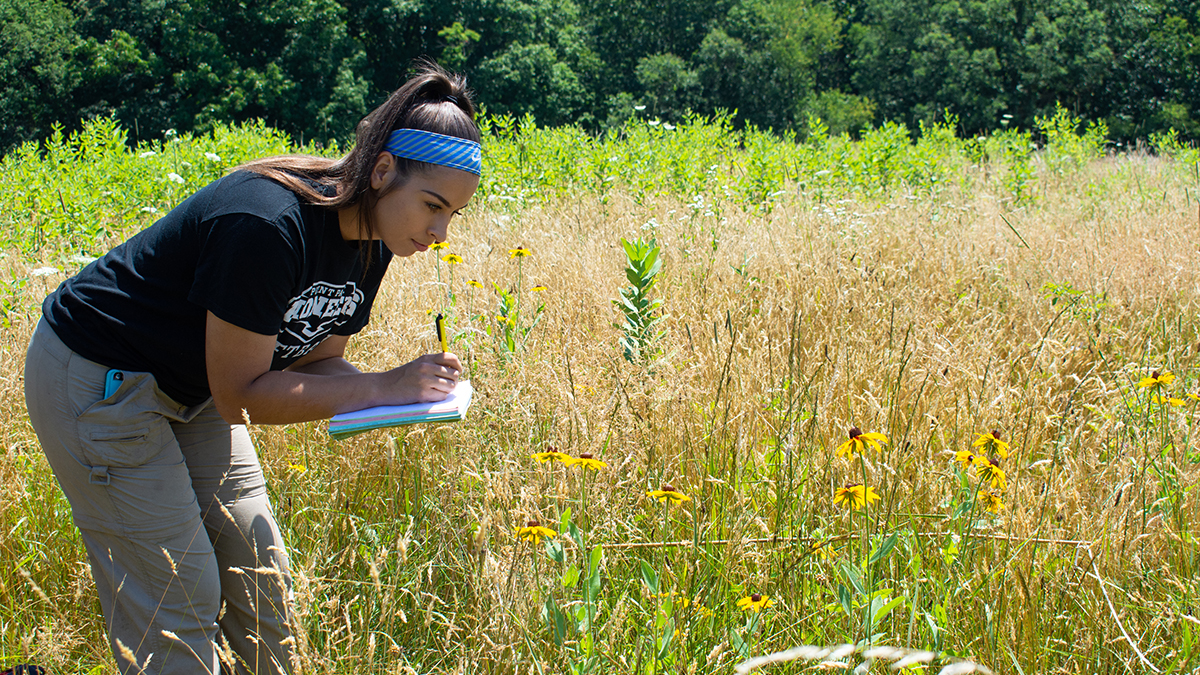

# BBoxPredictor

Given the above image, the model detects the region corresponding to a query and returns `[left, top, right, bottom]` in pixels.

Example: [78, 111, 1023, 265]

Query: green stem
[859, 455, 872, 645]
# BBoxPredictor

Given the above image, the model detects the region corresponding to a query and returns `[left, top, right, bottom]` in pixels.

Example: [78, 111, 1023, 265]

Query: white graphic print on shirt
[275, 281, 364, 360]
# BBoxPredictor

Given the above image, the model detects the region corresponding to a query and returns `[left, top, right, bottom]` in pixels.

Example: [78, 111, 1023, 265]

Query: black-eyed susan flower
[530, 284, 548, 292]
[571, 453, 608, 471]
[1152, 394, 1185, 407]
[1188, 393, 1200, 402]
[508, 246, 532, 259]
[531, 449, 572, 464]
[288, 463, 307, 474]
[430, 242, 449, 251]
[515, 521, 556, 544]
[975, 456, 1007, 490]
[467, 279, 484, 289]
[833, 483, 881, 511]
[954, 449, 976, 470]
[977, 489, 1005, 514]
[973, 429, 1011, 459]
[736, 593, 773, 612]
[648, 484, 690, 504]
[836, 427, 889, 459]
[807, 540, 835, 560]
[441, 253, 463, 264]
[1138, 371, 1175, 390]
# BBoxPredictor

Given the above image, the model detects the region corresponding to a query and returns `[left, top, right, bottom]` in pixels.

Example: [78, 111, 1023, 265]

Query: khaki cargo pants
[24, 319, 293, 675]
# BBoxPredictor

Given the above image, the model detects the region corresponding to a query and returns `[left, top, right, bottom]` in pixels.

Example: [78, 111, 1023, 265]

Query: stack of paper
[328, 380, 473, 440]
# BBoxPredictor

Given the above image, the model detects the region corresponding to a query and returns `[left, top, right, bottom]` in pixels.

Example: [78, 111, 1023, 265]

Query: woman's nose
[429, 217, 450, 243]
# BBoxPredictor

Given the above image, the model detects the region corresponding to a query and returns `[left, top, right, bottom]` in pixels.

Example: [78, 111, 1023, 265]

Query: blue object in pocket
[103, 369, 124, 399]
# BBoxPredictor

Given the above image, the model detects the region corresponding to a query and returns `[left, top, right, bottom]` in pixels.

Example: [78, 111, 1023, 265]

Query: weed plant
[1, 115, 1199, 674]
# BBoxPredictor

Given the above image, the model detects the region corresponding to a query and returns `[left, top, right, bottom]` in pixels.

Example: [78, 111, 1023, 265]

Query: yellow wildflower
[430, 242, 449, 251]
[648, 484, 690, 505]
[835, 427, 889, 459]
[954, 449, 976, 470]
[1152, 395, 1185, 407]
[736, 593, 773, 613]
[515, 521, 556, 545]
[441, 253, 463, 264]
[972, 429, 1011, 459]
[833, 483, 881, 511]
[807, 540, 834, 560]
[508, 246, 532, 259]
[570, 453, 608, 471]
[1138, 371, 1175, 389]
[531, 449, 572, 464]
[467, 279, 484, 289]
[530, 284, 548, 292]
[977, 489, 1005, 514]
[975, 457, 1007, 490]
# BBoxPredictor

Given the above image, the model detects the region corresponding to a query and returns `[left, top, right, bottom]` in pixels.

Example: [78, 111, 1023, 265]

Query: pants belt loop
[89, 466, 110, 485]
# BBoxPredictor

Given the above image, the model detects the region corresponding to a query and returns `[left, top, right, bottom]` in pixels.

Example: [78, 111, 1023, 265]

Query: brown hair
[237, 61, 479, 243]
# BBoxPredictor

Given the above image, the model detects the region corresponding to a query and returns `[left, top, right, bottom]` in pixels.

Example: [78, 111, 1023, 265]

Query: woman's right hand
[384, 352, 463, 404]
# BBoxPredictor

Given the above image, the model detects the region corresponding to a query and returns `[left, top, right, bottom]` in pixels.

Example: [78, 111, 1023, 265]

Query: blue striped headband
[385, 128, 482, 176]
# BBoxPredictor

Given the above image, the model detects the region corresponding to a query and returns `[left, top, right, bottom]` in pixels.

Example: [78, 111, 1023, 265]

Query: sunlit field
[2, 113, 1199, 674]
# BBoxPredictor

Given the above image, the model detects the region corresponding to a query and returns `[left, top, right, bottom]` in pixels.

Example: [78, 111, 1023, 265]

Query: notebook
[328, 380, 473, 440]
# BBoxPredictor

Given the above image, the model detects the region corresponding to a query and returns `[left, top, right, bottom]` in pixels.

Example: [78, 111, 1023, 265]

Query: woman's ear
[369, 151, 396, 191]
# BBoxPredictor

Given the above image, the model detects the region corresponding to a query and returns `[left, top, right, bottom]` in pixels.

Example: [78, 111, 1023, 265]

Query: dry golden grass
[3, 152, 1199, 673]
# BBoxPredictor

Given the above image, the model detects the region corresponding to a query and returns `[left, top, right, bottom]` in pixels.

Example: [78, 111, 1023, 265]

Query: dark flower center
[580, 453, 594, 459]
[662, 484, 676, 493]
[1152, 371, 1161, 379]
[526, 520, 539, 528]
[849, 427, 863, 439]
[751, 593, 762, 602]
[991, 429, 1001, 440]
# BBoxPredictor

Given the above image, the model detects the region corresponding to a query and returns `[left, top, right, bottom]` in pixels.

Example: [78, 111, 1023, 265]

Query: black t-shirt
[43, 171, 393, 406]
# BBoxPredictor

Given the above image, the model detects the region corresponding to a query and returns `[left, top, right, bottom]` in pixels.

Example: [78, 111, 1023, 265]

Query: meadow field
[1, 111, 1199, 674]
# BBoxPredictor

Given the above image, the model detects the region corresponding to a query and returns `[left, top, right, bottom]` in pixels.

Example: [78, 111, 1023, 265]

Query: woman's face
[347, 152, 479, 256]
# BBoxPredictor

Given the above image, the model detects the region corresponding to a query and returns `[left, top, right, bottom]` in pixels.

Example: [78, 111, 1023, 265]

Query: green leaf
[640, 560, 658, 594]
[657, 616, 675, 659]
[562, 563, 580, 588]
[872, 594, 905, 629]
[730, 626, 749, 658]
[586, 548, 603, 600]
[837, 583, 854, 618]
[839, 561, 866, 596]
[544, 596, 571, 645]
[869, 533, 898, 565]
[546, 539, 565, 564]
[588, 545, 603, 576]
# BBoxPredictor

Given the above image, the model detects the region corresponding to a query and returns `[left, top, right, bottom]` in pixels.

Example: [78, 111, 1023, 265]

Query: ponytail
[237, 60, 480, 243]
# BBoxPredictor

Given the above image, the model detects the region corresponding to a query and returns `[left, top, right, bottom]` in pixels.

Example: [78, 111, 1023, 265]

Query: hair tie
[445, 95, 459, 105]
[385, 128, 481, 176]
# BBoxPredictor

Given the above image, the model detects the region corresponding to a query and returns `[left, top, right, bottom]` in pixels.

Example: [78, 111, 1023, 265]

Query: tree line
[3, 0, 1198, 152]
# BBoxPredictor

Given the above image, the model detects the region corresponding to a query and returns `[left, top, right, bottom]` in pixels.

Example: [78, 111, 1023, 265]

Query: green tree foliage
[2, 0, 1200, 151]
[0, 0, 80, 145]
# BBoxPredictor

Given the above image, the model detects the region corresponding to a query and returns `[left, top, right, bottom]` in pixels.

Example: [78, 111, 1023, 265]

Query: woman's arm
[205, 311, 461, 425]
[284, 334, 362, 376]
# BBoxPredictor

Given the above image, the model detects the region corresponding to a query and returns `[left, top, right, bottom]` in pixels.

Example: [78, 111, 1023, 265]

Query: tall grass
[1, 115, 1199, 674]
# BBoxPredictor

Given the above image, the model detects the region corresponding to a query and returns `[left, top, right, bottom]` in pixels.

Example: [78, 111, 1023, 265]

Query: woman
[23, 64, 479, 674]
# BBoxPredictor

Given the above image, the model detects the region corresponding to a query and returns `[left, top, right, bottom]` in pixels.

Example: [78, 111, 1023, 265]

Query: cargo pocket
[77, 371, 174, 470]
